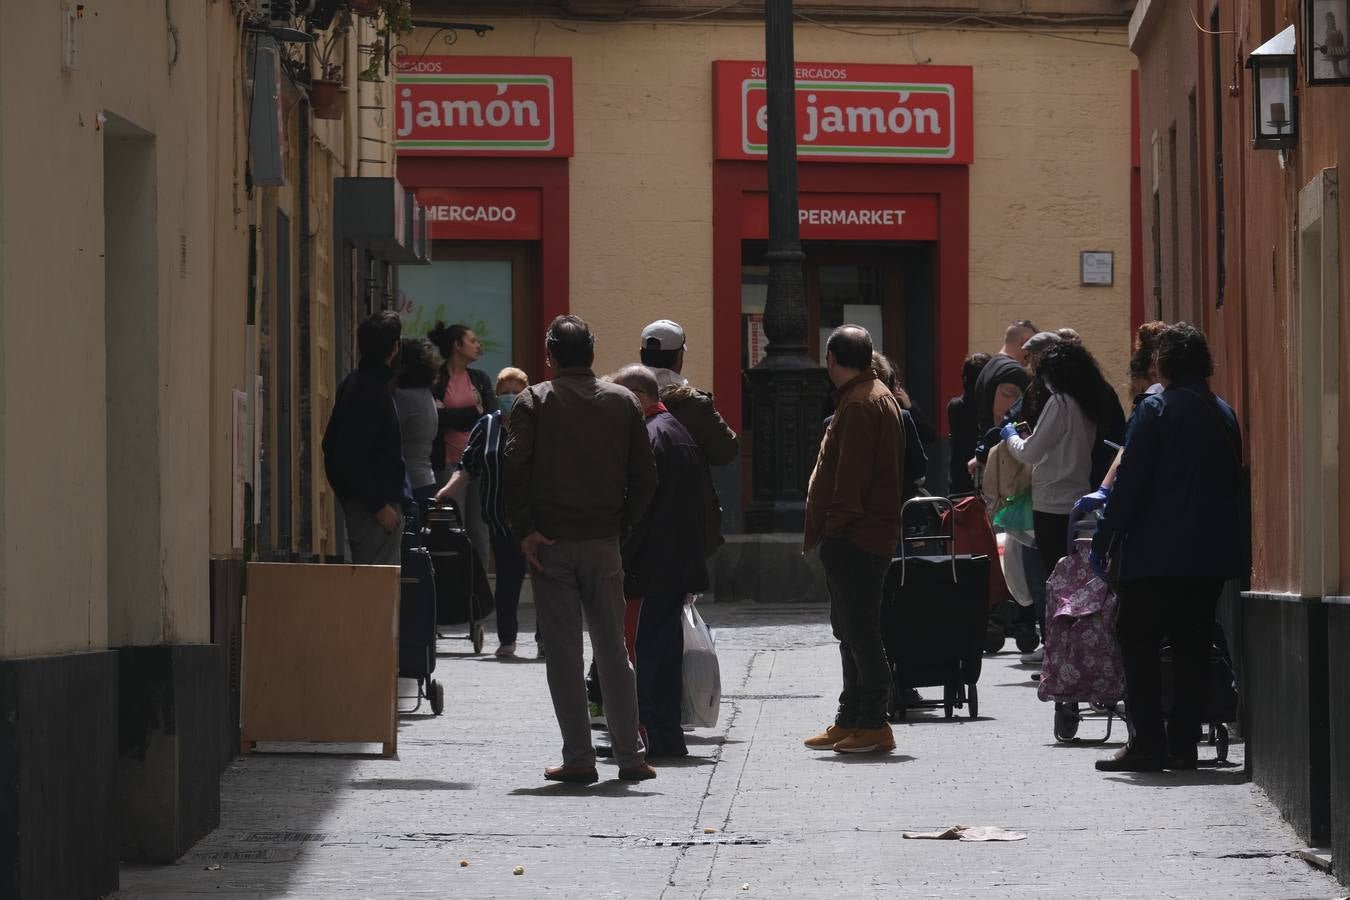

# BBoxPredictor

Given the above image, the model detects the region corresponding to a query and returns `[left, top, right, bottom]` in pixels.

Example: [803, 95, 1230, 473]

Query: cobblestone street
[118, 604, 1340, 899]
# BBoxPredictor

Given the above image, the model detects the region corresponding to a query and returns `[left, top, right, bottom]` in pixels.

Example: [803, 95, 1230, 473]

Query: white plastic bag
[1001, 532, 1035, 609]
[680, 598, 721, 729]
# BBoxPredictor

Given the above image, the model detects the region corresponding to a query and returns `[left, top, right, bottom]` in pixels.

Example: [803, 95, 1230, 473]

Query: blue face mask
[499, 393, 518, 415]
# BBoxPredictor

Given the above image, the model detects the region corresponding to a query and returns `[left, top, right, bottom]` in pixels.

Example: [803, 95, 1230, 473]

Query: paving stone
[116, 604, 1341, 899]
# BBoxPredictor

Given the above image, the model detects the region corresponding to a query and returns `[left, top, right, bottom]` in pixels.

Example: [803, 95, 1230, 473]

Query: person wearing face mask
[436, 367, 535, 658]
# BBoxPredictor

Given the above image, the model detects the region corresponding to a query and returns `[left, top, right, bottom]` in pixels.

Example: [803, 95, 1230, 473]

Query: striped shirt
[457, 410, 509, 538]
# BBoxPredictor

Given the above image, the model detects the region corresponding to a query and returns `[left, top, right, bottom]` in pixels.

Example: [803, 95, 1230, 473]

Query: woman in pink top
[429, 322, 496, 472]
[429, 321, 496, 561]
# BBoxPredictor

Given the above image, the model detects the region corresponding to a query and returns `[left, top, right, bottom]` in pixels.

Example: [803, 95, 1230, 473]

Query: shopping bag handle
[897, 496, 958, 586]
[1066, 505, 1100, 556]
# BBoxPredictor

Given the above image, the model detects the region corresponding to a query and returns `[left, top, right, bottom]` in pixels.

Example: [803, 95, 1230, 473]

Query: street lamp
[743, 0, 830, 533]
[1247, 25, 1298, 151]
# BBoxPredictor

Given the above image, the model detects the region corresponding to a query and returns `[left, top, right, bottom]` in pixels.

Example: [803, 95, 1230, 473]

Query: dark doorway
[739, 241, 939, 501]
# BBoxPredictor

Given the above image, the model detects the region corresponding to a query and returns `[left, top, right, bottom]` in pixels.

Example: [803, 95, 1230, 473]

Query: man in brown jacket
[505, 315, 659, 784]
[802, 325, 905, 754]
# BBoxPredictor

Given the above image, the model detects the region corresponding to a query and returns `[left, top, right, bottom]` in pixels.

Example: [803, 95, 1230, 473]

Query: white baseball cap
[640, 319, 686, 352]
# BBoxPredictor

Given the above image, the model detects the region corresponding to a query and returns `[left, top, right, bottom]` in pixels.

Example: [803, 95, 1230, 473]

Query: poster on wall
[1308, 0, 1350, 84]
[397, 260, 515, 382]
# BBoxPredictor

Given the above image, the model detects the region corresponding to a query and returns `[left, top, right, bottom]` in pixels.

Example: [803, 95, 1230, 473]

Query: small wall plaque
[1081, 251, 1114, 287]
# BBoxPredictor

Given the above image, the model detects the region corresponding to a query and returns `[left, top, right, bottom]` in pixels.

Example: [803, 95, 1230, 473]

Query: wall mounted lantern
[1246, 25, 1298, 150]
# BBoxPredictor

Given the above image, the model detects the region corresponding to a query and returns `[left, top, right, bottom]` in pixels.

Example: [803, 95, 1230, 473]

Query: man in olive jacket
[639, 319, 738, 556]
[505, 315, 659, 784]
[802, 325, 905, 755]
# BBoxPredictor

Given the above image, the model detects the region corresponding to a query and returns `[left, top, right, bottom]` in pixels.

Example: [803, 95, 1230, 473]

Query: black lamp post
[743, 0, 830, 533]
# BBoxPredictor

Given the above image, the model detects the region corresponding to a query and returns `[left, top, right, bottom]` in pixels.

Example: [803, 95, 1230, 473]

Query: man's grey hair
[610, 364, 660, 401]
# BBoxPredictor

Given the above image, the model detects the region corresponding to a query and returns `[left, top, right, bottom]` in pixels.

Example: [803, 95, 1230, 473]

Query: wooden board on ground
[241, 562, 399, 757]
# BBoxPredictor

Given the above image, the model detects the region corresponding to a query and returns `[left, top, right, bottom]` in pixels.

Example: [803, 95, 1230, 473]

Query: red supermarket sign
[415, 188, 541, 240]
[742, 193, 938, 241]
[714, 61, 973, 164]
[394, 56, 573, 157]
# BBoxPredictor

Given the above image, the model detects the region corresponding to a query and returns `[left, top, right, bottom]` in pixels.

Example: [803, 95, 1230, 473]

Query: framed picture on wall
[1308, 0, 1350, 85]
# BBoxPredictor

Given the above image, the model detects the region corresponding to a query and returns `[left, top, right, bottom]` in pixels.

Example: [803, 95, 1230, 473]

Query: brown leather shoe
[833, 725, 896, 754]
[618, 763, 657, 781]
[804, 724, 855, 750]
[544, 765, 599, 784]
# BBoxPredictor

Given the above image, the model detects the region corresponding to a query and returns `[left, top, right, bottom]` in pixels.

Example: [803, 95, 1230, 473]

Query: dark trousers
[1033, 510, 1071, 576]
[821, 537, 891, 729]
[634, 593, 687, 753]
[491, 531, 529, 645]
[1115, 576, 1224, 759]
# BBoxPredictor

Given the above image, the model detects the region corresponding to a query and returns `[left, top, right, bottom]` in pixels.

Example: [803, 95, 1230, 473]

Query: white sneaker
[495, 642, 517, 658]
[1020, 646, 1044, 664]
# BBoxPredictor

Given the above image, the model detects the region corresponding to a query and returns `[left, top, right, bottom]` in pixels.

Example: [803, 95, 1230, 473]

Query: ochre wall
[411, 19, 1138, 397]
[1297, 8, 1350, 593]
[1133, 0, 1206, 327]
[0, 0, 228, 655]
[1170, 0, 1350, 595]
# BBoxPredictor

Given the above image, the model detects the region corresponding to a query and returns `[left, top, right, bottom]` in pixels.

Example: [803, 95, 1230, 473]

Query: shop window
[397, 243, 538, 381]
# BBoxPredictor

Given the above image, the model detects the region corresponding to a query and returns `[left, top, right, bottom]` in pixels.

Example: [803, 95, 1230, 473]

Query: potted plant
[310, 65, 346, 119]
[357, 0, 414, 82]
[348, 0, 381, 15]
[309, 19, 349, 120]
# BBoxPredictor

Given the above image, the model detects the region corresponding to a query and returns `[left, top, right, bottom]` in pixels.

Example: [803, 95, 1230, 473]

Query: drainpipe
[297, 103, 313, 558]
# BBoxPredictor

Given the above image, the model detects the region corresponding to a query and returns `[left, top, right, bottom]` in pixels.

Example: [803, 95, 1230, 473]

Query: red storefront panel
[416, 187, 542, 241]
[713, 61, 974, 165]
[741, 193, 939, 241]
[395, 56, 574, 157]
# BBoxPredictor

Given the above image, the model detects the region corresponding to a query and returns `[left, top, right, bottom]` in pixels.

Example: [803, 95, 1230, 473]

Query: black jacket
[1095, 378, 1246, 581]
[946, 394, 977, 494]
[431, 365, 496, 470]
[322, 361, 409, 513]
[623, 409, 711, 597]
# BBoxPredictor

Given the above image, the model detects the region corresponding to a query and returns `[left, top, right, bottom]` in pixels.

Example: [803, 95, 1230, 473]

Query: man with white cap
[639, 319, 739, 557]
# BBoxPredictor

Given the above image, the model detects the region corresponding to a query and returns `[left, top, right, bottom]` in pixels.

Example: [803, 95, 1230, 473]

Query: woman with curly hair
[1001, 341, 1117, 577]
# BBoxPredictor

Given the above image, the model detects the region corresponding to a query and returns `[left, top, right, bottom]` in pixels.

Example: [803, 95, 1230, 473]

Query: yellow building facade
[396, 11, 1139, 437]
[396, 8, 1139, 512]
[0, 2, 404, 893]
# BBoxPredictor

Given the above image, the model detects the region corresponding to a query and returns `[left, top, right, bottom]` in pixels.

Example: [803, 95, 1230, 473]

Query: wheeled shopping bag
[424, 501, 495, 655]
[399, 522, 443, 715]
[882, 497, 991, 722]
[1037, 526, 1125, 744]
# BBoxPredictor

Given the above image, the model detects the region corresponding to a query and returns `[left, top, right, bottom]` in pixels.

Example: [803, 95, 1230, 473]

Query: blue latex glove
[999, 423, 1020, 442]
[1072, 485, 1111, 517]
[1088, 546, 1109, 582]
